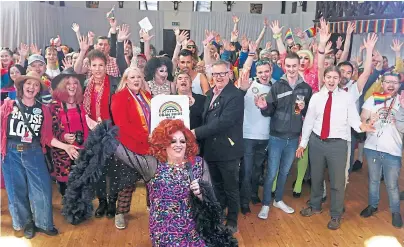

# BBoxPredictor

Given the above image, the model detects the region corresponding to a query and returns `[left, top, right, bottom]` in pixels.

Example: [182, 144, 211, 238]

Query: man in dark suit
[191, 60, 244, 234]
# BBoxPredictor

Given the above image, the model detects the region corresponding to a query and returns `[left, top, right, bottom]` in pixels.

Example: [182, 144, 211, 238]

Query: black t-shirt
[7, 101, 44, 143]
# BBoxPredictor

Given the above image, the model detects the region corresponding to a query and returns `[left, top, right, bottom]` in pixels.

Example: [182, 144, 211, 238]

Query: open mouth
[180, 83, 187, 87]
[173, 147, 183, 153]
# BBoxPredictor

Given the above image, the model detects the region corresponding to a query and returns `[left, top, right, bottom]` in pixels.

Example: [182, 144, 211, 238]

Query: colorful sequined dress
[147, 156, 207, 247]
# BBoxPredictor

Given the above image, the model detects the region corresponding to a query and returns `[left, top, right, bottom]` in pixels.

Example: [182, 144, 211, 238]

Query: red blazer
[111, 88, 151, 155]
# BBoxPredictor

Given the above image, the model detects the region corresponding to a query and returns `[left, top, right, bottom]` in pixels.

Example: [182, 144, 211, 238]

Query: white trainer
[258, 205, 270, 219]
[115, 213, 126, 229]
[273, 200, 295, 214]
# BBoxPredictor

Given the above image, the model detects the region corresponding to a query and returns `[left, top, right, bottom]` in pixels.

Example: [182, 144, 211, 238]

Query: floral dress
[147, 156, 207, 247]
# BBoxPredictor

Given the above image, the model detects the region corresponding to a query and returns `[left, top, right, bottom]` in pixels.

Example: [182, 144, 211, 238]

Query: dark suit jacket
[194, 82, 244, 162]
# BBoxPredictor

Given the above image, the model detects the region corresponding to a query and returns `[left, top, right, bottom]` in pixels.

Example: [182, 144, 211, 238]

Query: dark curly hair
[149, 119, 198, 163]
[144, 56, 174, 82]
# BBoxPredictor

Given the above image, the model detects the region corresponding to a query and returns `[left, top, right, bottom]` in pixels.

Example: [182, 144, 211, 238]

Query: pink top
[58, 105, 89, 148]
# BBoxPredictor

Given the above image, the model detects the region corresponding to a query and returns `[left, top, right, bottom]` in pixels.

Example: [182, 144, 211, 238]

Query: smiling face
[124, 42, 132, 56]
[166, 130, 186, 163]
[339, 64, 353, 87]
[256, 64, 272, 85]
[176, 73, 191, 94]
[23, 79, 41, 100]
[0, 50, 12, 68]
[324, 70, 341, 92]
[212, 64, 229, 90]
[45, 49, 57, 64]
[178, 55, 193, 72]
[95, 39, 110, 56]
[186, 41, 196, 55]
[382, 75, 400, 96]
[90, 57, 106, 80]
[154, 65, 168, 82]
[298, 53, 310, 71]
[284, 57, 299, 80]
[28, 61, 46, 77]
[9, 66, 22, 82]
[65, 77, 79, 98]
[137, 56, 147, 69]
[271, 51, 279, 63]
[126, 69, 143, 93]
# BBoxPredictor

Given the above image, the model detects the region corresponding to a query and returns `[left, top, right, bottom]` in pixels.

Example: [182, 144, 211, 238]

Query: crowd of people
[1, 11, 404, 246]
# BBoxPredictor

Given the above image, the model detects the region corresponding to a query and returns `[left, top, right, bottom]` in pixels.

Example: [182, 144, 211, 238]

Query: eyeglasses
[212, 71, 229, 78]
[383, 80, 400, 86]
[187, 45, 196, 49]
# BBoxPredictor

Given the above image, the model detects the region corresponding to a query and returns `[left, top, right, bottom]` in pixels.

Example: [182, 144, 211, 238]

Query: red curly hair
[149, 119, 198, 163]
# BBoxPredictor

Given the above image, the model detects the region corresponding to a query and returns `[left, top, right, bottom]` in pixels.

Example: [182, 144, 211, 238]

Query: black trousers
[207, 159, 240, 225]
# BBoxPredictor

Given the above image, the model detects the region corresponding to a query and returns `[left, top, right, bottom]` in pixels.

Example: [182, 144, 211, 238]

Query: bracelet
[318, 50, 325, 55]
[273, 33, 282, 40]
[249, 52, 256, 56]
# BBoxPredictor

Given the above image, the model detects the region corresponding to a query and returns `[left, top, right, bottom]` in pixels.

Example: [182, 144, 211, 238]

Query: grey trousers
[308, 133, 347, 218]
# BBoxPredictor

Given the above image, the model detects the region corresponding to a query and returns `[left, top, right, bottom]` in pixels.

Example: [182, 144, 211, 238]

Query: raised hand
[87, 31, 95, 45]
[54, 35, 62, 47]
[265, 42, 272, 50]
[232, 15, 240, 23]
[346, 21, 356, 35]
[118, 24, 131, 42]
[249, 41, 258, 54]
[61, 57, 73, 70]
[325, 41, 333, 54]
[270, 20, 284, 35]
[336, 36, 344, 49]
[173, 27, 180, 37]
[319, 18, 331, 45]
[372, 50, 383, 63]
[231, 30, 239, 42]
[363, 33, 378, 51]
[19, 43, 29, 59]
[139, 28, 154, 42]
[263, 18, 270, 27]
[72, 23, 80, 33]
[203, 30, 215, 46]
[79, 35, 90, 52]
[294, 27, 305, 39]
[176, 30, 189, 44]
[390, 39, 403, 53]
[30, 44, 42, 55]
[109, 18, 117, 30]
[238, 69, 251, 91]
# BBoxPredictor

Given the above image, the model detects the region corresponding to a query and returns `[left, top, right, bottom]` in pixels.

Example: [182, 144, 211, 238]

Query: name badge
[21, 130, 33, 143]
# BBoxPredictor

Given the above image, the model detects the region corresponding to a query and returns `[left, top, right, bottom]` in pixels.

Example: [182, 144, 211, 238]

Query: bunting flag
[392, 19, 398, 34]
[358, 20, 364, 33]
[402, 19, 404, 34]
[332, 22, 336, 33]
[380, 19, 386, 33]
[365, 20, 371, 33]
[374, 20, 379, 33]
[304, 27, 317, 38]
[284, 28, 293, 40]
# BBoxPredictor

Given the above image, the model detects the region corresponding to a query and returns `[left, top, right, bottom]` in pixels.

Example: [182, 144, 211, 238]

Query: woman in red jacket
[111, 67, 151, 229]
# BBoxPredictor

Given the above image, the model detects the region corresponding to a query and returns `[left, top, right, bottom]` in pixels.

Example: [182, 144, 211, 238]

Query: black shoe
[351, 160, 363, 172]
[293, 192, 301, 198]
[36, 227, 59, 236]
[24, 222, 35, 239]
[95, 198, 108, 218]
[360, 205, 378, 218]
[241, 206, 251, 215]
[251, 196, 262, 205]
[400, 191, 404, 201]
[392, 213, 403, 228]
[106, 197, 117, 218]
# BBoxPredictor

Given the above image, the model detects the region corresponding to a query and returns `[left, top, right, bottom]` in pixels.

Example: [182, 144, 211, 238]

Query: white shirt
[300, 87, 363, 148]
[46, 68, 60, 80]
[342, 80, 361, 112]
[363, 95, 403, 157]
[243, 79, 271, 140]
[192, 73, 204, 95]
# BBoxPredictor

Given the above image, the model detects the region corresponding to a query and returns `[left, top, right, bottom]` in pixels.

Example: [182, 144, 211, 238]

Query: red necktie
[320, 92, 333, 140]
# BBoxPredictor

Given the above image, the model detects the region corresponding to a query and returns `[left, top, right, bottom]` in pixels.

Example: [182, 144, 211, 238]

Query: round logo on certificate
[159, 101, 183, 119]
[251, 87, 259, 94]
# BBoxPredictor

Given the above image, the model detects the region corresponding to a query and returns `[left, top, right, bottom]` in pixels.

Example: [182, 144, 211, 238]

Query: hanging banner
[358, 20, 364, 34]
[392, 19, 398, 34]
[380, 19, 386, 34]
[364, 20, 371, 33]
[401, 19, 404, 34]
[373, 20, 379, 33]
[342, 21, 346, 33]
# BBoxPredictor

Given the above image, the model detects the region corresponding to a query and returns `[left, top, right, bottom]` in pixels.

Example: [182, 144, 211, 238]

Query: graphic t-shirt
[7, 101, 44, 143]
[362, 95, 403, 157]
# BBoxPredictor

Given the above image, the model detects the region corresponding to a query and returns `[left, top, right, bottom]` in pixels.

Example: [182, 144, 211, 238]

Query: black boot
[106, 197, 117, 218]
[95, 198, 108, 218]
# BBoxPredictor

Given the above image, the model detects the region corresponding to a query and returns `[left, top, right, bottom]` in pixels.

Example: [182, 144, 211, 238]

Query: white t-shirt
[363, 95, 403, 157]
[191, 73, 204, 95]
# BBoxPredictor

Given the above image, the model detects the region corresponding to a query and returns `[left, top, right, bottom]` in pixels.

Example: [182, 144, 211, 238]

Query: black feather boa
[190, 181, 238, 247]
[61, 121, 120, 225]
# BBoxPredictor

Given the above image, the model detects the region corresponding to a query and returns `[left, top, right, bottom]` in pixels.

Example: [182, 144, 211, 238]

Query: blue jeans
[364, 149, 401, 213]
[240, 138, 268, 207]
[2, 143, 54, 231]
[262, 135, 298, 205]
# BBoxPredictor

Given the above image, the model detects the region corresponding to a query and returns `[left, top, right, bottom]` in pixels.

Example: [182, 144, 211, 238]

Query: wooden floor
[1, 160, 404, 247]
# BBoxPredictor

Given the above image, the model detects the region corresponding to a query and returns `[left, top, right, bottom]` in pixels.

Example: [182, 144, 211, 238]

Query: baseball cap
[28, 54, 46, 65]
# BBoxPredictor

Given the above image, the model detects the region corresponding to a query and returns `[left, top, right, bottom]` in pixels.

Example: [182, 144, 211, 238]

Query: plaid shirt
[84, 55, 119, 78]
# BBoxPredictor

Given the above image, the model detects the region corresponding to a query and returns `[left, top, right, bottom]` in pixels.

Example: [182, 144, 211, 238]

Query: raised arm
[339, 22, 356, 63]
[71, 23, 81, 43]
[356, 33, 378, 93]
[317, 18, 331, 87]
[391, 39, 403, 73]
[255, 18, 269, 48]
[232, 15, 239, 32]
[73, 36, 90, 75]
[140, 29, 154, 61]
[294, 27, 309, 50]
[116, 24, 131, 75]
[270, 20, 287, 55]
[18, 43, 29, 67]
[109, 18, 118, 58]
[172, 29, 189, 65]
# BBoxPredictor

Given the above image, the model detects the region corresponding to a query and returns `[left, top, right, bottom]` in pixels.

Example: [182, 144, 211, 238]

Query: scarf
[84, 76, 110, 121]
[128, 88, 151, 133]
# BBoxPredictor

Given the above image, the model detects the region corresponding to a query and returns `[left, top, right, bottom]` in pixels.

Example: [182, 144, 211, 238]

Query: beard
[340, 77, 350, 86]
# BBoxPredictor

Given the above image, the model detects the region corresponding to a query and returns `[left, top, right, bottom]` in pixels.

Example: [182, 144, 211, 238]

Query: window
[139, 1, 159, 11]
[193, 1, 212, 12]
